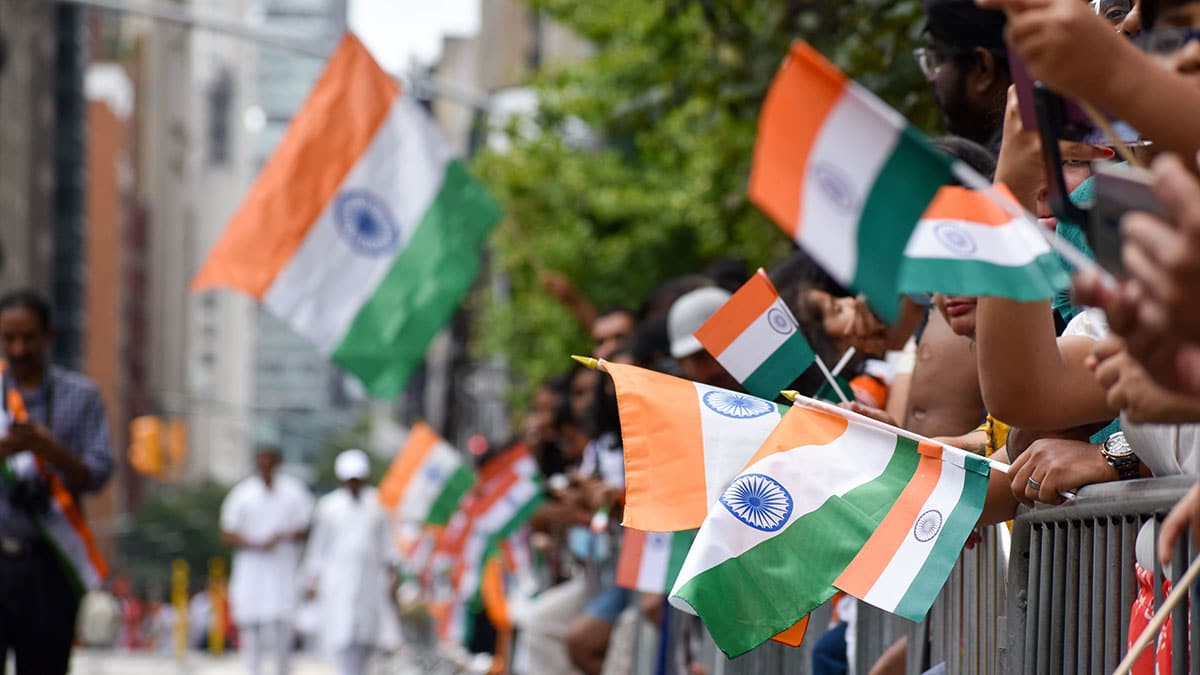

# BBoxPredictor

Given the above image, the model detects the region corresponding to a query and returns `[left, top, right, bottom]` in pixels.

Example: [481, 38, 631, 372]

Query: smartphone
[1089, 163, 1169, 275]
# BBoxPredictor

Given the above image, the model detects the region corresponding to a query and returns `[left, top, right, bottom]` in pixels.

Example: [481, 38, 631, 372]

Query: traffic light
[129, 415, 163, 477]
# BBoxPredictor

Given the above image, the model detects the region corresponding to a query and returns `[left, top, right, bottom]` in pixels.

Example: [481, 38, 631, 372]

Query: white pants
[332, 644, 371, 675]
[240, 620, 292, 675]
[514, 576, 587, 675]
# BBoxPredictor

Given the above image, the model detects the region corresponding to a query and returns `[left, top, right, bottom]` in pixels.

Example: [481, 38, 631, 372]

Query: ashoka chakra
[720, 473, 794, 532]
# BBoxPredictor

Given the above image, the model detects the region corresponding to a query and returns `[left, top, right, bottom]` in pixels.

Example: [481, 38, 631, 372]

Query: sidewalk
[69, 649, 335, 675]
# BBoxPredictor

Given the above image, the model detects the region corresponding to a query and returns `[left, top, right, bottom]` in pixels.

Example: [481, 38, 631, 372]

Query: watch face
[1105, 434, 1134, 458]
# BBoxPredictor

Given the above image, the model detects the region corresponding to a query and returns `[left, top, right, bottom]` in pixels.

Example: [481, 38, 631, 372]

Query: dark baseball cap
[922, 0, 1008, 52]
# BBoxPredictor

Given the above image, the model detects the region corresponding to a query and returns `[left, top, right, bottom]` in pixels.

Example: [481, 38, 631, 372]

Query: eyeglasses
[1097, 0, 1132, 26]
[913, 47, 946, 80]
[1135, 27, 1200, 54]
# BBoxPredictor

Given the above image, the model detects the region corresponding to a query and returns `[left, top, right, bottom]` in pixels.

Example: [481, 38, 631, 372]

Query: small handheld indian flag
[694, 269, 815, 400]
[379, 422, 476, 527]
[585, 359, 787, 532]
[669, 402, 990, 657]
[192, 34, 502, 398]
[616, 530, 696, 594]
[899, 185, 1069, 300]
[749, 41, 953, 323]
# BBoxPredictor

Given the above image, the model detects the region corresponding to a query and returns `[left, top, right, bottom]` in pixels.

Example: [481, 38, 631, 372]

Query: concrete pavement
[69, 649, 336, 675]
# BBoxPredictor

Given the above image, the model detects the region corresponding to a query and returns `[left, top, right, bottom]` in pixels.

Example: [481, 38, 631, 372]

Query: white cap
[667, 287, 731, 358]
[335, 449, 370, 481]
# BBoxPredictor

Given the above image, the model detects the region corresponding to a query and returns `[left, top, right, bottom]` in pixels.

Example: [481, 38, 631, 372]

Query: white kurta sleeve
[219, 484, 244, 535]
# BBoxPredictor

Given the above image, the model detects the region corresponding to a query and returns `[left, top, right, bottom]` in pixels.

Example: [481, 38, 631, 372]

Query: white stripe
[860, 459, 967, 611]
[716, 298, 798, 382]
[264, 96, 454, 353]
[905, 218, 1052, 266]
[637, 532, 675, 592]
[797, 82, 903, 284]
[695, 384, 785, 510]
[671, 422, 898, 609]
[43, 508, 101, 589]
[397, 440, 464, 522]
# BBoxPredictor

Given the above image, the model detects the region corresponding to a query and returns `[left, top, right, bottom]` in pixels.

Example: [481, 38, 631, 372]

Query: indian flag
[1, 383, 106, 593]
[616, 530, 696, 594]
[669, 404, 989, 657]
[694, 268, 815, 400]
[601, 361, 787, 532]
[898, 185, 1068, 300]
[748, 41, 953, 323]
[191, 34, 501, 398]
[379, 422, 476, 527]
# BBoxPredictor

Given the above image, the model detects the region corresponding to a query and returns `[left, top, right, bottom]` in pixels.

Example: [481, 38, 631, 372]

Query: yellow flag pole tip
[780, 390, 799, 402]
[571, 355, 600, 370]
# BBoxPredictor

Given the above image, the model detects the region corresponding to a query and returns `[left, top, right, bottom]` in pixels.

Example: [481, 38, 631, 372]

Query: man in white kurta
[303, 449, 396, 675]
[220, 446, 313, 675]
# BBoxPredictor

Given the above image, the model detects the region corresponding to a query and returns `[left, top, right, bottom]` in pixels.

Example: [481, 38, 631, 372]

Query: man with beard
[918, 0, 1012, 149]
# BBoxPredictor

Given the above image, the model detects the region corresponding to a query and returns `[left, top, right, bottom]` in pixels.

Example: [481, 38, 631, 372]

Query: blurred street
[70, 649, 335, 674]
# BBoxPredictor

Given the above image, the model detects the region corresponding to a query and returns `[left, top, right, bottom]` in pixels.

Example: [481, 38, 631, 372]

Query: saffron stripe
[379, 422, 440, 509]
[616, 529, 649, 589]
[694, 270, 780, 355]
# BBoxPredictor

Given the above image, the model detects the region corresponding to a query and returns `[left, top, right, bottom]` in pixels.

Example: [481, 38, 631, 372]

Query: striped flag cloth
[748, 41, 953, 323]
[379, 422, 476, 526]
[1, 378, 106, 593]
[192, 34, 501, 398]
[899, 185, 1068, 300]
[694, 269, 815, 400]
[669, 403, 990, 657]
[601, 361, 787, 532]
[616, 530, 696, 594]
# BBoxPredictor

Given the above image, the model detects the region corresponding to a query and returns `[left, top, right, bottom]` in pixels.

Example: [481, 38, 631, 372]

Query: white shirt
[220, 473, 314, 625]
[302, 486, 399, 651]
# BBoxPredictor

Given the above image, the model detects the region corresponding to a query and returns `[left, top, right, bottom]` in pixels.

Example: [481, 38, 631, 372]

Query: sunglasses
[1135, 27, 1200, 54]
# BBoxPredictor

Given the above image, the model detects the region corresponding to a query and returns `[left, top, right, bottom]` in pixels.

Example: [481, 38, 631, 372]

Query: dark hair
[768, 251, 861, 392]
[0, 289, 51, 330]
[636, 274, 713, 321]
[932, 135, 999, 181]
[705, 258, 751, 294]
[1140, 0, 1193, 30]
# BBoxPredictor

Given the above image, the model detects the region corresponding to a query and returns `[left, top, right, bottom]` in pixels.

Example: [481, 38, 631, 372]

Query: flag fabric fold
[668, 403, 990, 657]
[898, 185, 1069, 300]
[601, 361, 787, 532]
[694, 268, 815, 400]
[192, 33, 501, 398]
[748, 41, 953, 323]
[379, 422, 476, 527]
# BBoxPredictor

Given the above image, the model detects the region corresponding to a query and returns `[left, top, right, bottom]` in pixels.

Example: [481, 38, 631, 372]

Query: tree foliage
[473, 0, 938, 404]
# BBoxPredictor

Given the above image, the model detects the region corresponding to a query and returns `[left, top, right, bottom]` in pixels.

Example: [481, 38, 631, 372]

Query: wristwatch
[1101, 431, 1140, 480]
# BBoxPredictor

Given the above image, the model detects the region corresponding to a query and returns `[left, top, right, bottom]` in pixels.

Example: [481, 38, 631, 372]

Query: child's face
[1147, 3, 1200, 86]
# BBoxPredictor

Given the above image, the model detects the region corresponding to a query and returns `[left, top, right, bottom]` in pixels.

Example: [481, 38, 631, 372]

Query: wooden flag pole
[1113, 552, 1200, 675]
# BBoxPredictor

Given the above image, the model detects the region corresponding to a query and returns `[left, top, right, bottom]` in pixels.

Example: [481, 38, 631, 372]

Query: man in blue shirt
[0, 289, 114, 674]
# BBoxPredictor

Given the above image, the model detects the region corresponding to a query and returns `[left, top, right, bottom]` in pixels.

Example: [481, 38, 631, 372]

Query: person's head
[567, 365, 600, 428]
[800, 290, 889, 358]
[920, 0, 1012, 145]
[934, 293, 980, 337]
[0, 289, 52, 381]
[1034, 143, 1112, 229]
[932, 135, 998, 180]
[335, 448, 370, 495]
[590, 308, 634, 361]
[1137, 0, 1200, 86]
[1097, 0, 1143, 35]
[667, 287, 739, 389]
[636, 274, 713, 321]
[254, 445, 282, 483]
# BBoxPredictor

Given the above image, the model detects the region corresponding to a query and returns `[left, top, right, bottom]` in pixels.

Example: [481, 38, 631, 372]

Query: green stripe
[814, 376, 855, 404]
[426, 465, 478, 526]
[854, 128, 953, 324]
[897, 252, 1068, 302]
[332, 159, 502, 398]
[741, 334, 816, 400]
[892, 463, 990, 621]
[1, 464, 87, 595]
[664, 529, 697, 593]
[673, 437, 920, 658]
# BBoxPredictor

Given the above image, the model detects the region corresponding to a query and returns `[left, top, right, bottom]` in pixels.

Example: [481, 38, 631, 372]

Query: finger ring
[1027, 477, 1042, 491]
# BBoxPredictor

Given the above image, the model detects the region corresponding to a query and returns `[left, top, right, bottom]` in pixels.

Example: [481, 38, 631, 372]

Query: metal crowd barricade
[1006, 475, 1199, 675]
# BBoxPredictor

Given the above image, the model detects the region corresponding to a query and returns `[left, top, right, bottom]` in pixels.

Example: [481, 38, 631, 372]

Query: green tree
[473, 0, 937, 405]
[116, 481, 232, 592]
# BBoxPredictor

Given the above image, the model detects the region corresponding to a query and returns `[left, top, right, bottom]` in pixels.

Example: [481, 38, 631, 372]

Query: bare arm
[975, 298, 1114, 430]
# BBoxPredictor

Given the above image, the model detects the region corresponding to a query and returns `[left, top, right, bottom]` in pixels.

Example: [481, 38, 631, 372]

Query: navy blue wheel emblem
[334, 189, 401, 257]
[767, 307, 795, 335]
[913, 509, 944, 542]
[933, 221, 978, 256]
[702, 391, 776, 419]
[720, 473, 794, 532]
[811, 161, 859, 212]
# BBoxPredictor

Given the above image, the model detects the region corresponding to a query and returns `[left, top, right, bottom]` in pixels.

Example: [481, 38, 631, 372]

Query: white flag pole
[812, 353, 850, 404]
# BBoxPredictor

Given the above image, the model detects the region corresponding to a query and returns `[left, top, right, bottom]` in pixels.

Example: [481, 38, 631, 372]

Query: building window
[208, 69, 233, 166]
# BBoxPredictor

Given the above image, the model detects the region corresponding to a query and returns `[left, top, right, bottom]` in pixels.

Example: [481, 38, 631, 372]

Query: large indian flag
[898, 185, 1068, 300]
[694, 269, 815, 400]
[748, 41, 953, 323]
[601, 361, 787, 532]
[191, 34, 501, 398]
[379, 422, 476, 526]
[669, 404, 990, 657]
